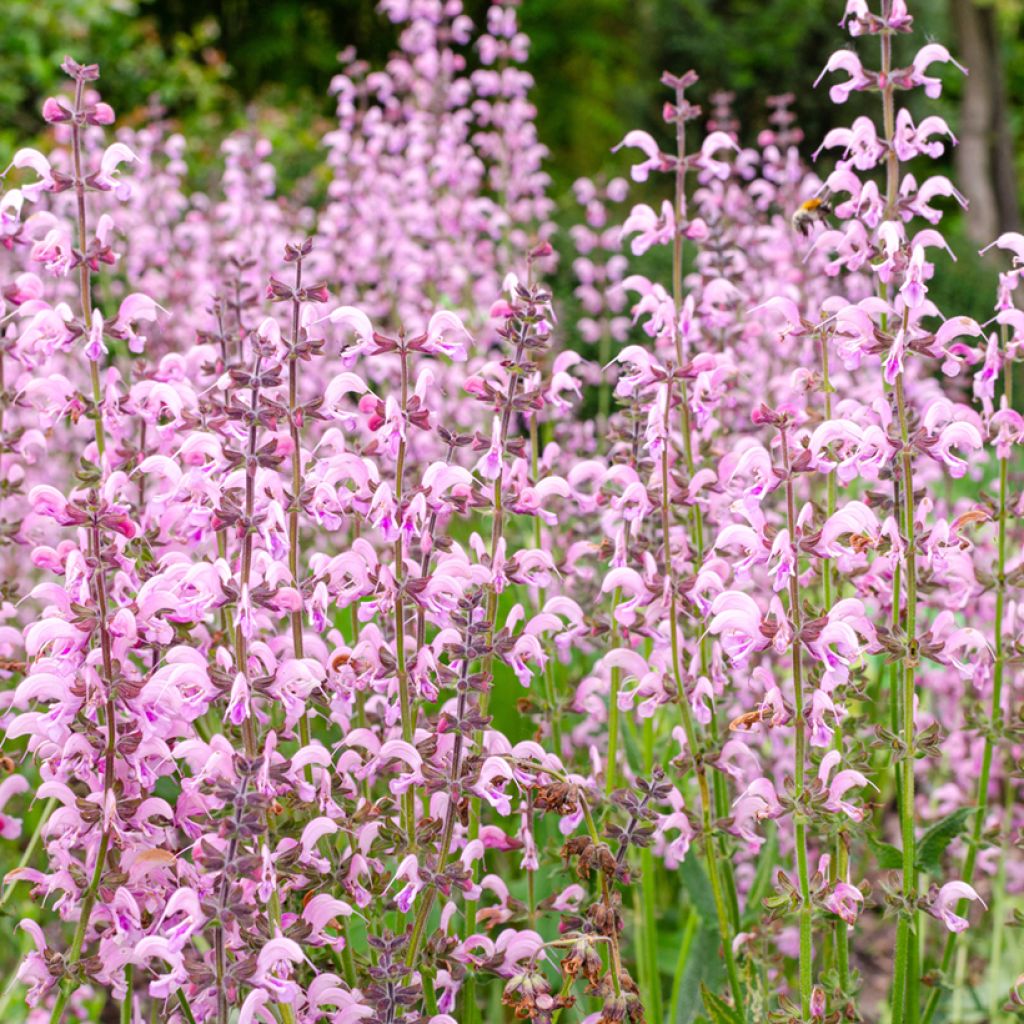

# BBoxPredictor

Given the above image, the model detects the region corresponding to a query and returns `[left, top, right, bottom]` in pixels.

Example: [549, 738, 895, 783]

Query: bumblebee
[791, 189, 833, 236]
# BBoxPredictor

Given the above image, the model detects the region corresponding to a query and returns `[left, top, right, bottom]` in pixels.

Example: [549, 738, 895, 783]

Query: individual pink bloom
[697, 130, 740, 179]
[393, 853, 425, 912]
[369, 482, 398, 541]
[254, 936, 304, 1001]
[319, 304, 375, 348]
[930, 881, 986, 933]
[814, 115, 883, 169]
[730, 778, 782, 852]
[424, 309, 470, 361]
[109, 293, 167, 353]
[895, 44, 967, 99]
[132, 937, 188, 999]
[817, 750, 872, 820]
[709, 591, 767, 665]
[158, 888, 204, 952]
[93, 142, 138, 200]
[980, 231, 1024, 265]
[883, 328, 906, 385]
[84, 310, 108, 362]
[808, 688, 839, 748]
[814, 50, 873, 104]
[41, 97, 71, 123]
[942, 627, 992, 681]
[714, 523, 767, 575]
[8, 149, 56, 201]
[934, 420, 983, 478]
[903, 175, 967, 224]
[612, 130, 670, 182]
[377, 739, 426, 796]
[935, 315, 984, 376]
[767, 528, 795, 592]
[620, 201, 674, 255]
[302, 894, 354, 943]
[893, 109, 956, 161]
[224, 671, 250, 726]
[0, 775, 29, 839]
[238, 989, 276, 1024]
[824, 881, 864, 925]
[475, 416, 504, 480]
[89, 101, 115, 125]
[991, 404, 1024, 458]
[900, 246, 928, 309]
[972, 331, 1001, 408]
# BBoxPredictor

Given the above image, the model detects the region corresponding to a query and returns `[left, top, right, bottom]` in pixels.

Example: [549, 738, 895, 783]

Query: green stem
[121, 964, 133, 1024]
[49, 831, 111, 1024]
[69, 75, 106, 459]
[661, 391, 743, 1017]
[530, 411, 563, 752]
[891, 368, 919, 1024]
[781, 427, 813, 1020]
[393, 344, 416, 844]
[639, 715, 663, 1023]
[176, 991, 199, 1024]
[836, 836, 851, 994]
[286, 255, 312, 760]
[605, 587, 623, 796]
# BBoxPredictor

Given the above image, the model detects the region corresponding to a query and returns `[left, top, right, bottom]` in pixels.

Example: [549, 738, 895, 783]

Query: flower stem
[890, 366, 919, 1024]
[69, 76, 106, 460]
[48, 830, 111, 1024]
[662, 389, 743, 1017]
[780, 426, 813, 1020]
[393, 343, 417, 845]
[286, 253, 313, 757]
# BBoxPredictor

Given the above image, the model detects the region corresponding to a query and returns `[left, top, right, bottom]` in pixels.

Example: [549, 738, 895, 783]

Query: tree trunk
[952, 0, 998, 243]
[951, 0, 1019, 243]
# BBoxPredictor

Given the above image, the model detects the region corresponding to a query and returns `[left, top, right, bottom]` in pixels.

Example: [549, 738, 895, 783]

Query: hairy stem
[781, 426, 813, 1020]
[286, 254, 313, 756]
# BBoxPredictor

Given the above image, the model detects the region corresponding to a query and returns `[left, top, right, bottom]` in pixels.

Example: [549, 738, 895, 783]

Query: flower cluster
[0, 3, 1021, 1024]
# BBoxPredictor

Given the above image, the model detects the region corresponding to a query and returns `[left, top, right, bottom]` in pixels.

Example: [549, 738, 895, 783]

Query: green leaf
[867, 834, 903, 870]
[916, 807, 975, 874]
[672, 925, 724, 1024]
[679, 851, 718, 922]
[701, 982, 742, 1024]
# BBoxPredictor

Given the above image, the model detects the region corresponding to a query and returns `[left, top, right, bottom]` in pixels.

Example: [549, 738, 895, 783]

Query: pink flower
[930, 881, 986, 933]
[817, 750, 873, 821]
[824, 882, 864, 925]
[613, 130, 670, 182]
[0, 775, 29, 839]
[93, 142, 138, 200]
[815, 50, 873, 104]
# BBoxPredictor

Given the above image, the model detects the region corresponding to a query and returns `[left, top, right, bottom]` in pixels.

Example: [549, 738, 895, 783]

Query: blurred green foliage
[0, 0, 1017, 320]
